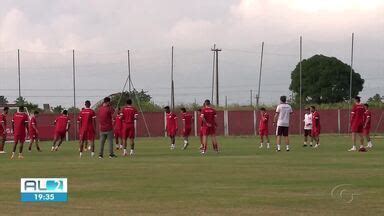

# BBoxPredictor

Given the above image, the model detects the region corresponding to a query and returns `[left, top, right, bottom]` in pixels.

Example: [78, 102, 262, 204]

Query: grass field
[0, 135, 383, 216]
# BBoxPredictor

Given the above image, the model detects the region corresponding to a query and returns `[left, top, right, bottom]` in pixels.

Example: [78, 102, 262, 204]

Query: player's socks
[259, 143, 263, 148]
[120, 144, 123, 149]
[10, 152, 15, 159]
[51, 146, 55, 152]
[123, 149, 127, 156]
[130, 149, 134, 155]
[367, 141, 373, 148]
[183, 140, 189, 150]
[267, 143, 270, 149]
[170, 144, 175, 150]
[91, 152, 95, 157]
[348, 145, 356, 151]
[286, 145, 290, 151]
[79, 152, 83, 158]
[314, 143, 320, 148]
[276, 144, 281, 151]
[310, 142, 313, 147]
[303, 142, 307, 147]
[18, 153, 24, 159]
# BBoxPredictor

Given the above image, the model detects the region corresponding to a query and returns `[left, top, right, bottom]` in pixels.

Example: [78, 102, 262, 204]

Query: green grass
[0, 135, 383, 216]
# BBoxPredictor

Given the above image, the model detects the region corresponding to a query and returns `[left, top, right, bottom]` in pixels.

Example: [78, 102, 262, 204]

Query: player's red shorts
[167, 128, 177, 137]
[182, 128, 191, 137]
[311, 129, 320, 137]
[80, 129, 95, 141]
[351, 122, 364, 133]
[259, 128, 268, 136]
[122, 124, 135, 139]
[54, 131, 66, 140]
[114, 129, 122, 138]
[363, 128, 370, 136]
[201, 126, 216, 136]
[14, 134, 26, 143]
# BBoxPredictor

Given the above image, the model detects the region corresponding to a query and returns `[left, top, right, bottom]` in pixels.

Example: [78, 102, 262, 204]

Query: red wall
[3, 109, 383, 141]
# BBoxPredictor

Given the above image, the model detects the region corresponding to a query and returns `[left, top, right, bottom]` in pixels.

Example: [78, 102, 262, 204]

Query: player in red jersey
[258, 107, 270, 149]
[310, 106, 321, 148]
[180, 107, 193, 150]
[52, 110, 71, 152]
[11, 106, 29, 159]
[349, 96, 366, 151]
[28, 111, 42, 152]
[197, 108, 204, 150]
[201, 99, 219, 154]
[363, 103, 373, 148]
[113, 107, 123, 150]
[0, 107, 9, 154]
[164, 106, 178, 150]
[121, 99, 138, 156]
[78, 100, 96, 157]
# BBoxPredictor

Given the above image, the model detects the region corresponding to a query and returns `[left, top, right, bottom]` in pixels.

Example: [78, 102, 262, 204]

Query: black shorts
[304, 129, 311, 137]
[276, 126, 289, 137]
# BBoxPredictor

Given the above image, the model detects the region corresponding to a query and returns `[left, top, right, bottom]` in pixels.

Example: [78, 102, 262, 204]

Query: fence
[3, 109, 383, 141]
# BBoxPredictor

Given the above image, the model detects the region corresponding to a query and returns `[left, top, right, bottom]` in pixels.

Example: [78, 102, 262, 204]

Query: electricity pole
[211, 44, 222, 106]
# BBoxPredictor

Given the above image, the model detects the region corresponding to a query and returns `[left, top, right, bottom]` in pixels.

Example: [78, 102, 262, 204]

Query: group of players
[257, 95, 373, 152]
[0, 95, 375, 159]
[0, 97, 220, 159]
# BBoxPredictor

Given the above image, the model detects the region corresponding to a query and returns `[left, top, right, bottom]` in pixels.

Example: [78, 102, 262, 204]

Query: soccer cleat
[303, 144, 307, 147]
[201, 151, 206, 155]
[276, 149, 281, 152]
[314, 144, 320, 148]
[259, 144, 263, 148]
[367, 142, 373, 148]
[91, 152, 95, 157]
[98, 155, 103, 159]
[182, 143, 189, 150]
[170, 144, 175, 150]
[10, 153, 15, 159]
[123, 152, 128, 156]
[51, 146, 55, 152]
[54, 146, 59, 151]
[348, 146, 357, 152]
[18, 155, 24, 159]
[109, 154, 117, 159]
[130, 150, 135, 156]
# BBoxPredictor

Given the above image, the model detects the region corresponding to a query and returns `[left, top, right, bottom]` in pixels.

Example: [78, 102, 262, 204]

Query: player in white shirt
[303, 107, 313, 147]
[273, 96, 293, 152]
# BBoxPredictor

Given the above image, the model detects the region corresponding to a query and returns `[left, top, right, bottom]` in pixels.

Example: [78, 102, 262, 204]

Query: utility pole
[256, 42, 264, 109]
[72, 49, 77, 140]
[211, 44, 222, 106]
[250, 89, 253, 107]
[17, 49, 21, 98]
[299, 36, 303, 135]
[348, 33, 355, 133]
[128, 50, 131, 92]
[171, 46, 175, 110]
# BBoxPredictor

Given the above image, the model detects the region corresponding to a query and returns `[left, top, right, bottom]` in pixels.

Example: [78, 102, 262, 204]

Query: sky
[0, 0, 383, 108]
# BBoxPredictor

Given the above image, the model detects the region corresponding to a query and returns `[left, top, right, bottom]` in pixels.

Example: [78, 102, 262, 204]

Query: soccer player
[197, 108, 204, 151]
[180, 107, 193, 150]
[349, 96, 365, 151]
[98, 97, 117, 159]
[310, 106, 321, 148]
[11, 106, 29, 159]
[28, 111, 42, 152]
[113, 107, 123, 150]
[78, 100, 97, 157]
[273, 96, 293, 152]
[164, 106, 178, 150]
[201, 99, 219, 154]
[52, 110, 70, 152]
[303, 107, 313, 147]
[363, 103, 373, 148]
[0, 107, 9, 154]
[121, 99, 138, 156]
[258, 107, 270, 149]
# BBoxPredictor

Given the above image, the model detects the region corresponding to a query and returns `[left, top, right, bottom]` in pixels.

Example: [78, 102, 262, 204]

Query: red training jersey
[78, 108, 96, 132]
[121, 105, 138, 125]
[312, 111, 321, 130]
[181, 113, 193, 130]
[12, 112, 29, 136]
[29, 116, 37, 135]
[363, 110, 372, 129]
[351, 103, 365, 125]
[259, 112, 269, 130]
[201, 106, 216, 128]
[98, 105, 114, 132]
[114, 114, 122, 131]
[0, 113, 7, 134]
[166, 112, 178, 130]
[55, 114, 70, 133]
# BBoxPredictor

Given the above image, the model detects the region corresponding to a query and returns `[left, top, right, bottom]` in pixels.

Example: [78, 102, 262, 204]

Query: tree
[52, 105, 65, 114]
[0, 96, 8, 105]
[68, 106, 80, 114]
[15, 96, 41, 112]
[367, 94, 383, 107]
[289, 55, 364, 104]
